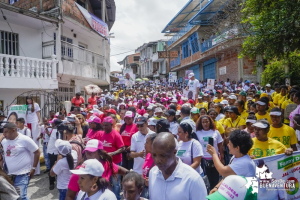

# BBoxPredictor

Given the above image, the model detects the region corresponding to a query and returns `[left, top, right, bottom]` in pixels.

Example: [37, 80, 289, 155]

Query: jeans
[14, 173, 30, 200]
[141, 186, 149, 199]
[58, 189, 67, 200]
[110, 162, 121, 200]
[43, 143, 50, 170]
[48, 153, 57, 185]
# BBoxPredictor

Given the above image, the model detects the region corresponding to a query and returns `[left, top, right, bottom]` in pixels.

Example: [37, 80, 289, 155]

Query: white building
[0, 0, 115, 116]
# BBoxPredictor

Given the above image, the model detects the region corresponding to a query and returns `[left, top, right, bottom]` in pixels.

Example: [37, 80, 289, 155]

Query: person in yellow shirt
[271, 84, 281, 100]
[195, 96, 208, 110]
[223, 106, 246, 135]
[268, 108, 297, 150]
[260, 93, 275, 112]
[234, 100, 248, 120]
[190, 107, 200, 123]
[213, 90, 223, 103]
[219, 106, 230, 125]
[281, 89, 297, 125]
[255, 97, 272, 124]
[208, 108, 225, 137]
[273, 85, 288, 108]
[248, 120, 293, 159]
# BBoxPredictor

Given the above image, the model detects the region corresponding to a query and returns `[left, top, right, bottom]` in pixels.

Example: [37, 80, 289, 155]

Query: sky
[109, 0, 188, 72]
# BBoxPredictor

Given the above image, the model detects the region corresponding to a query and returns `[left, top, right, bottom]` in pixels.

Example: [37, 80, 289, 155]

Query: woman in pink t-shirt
[84, 116, 103, 144]
[65, 139, 128, 200]
[141, 133, 157, 199]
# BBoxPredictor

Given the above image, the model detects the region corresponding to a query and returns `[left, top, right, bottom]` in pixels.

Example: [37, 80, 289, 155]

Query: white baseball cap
[220, 100, 228, 105]
[124, 111, 134, 118]
[154, 107, 163, 113]
[252, 120, 269, 128]
[55, 139, 72, 156]
[171, 99, 178, 103]
[266, 84, 271, 87]
[228, 95, 237, 100]
[148, 118, 158, 126]
[70, 159, 104, 177]
[206, 175, 256, 200]
[188, 72, 195, 79]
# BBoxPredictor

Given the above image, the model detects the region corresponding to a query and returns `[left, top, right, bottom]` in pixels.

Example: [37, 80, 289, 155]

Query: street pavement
[27, 164, 59, 200]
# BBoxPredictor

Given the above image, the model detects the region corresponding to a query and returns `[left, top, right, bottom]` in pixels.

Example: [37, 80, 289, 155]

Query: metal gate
[203, 58, 217, 80]
[4, 90, 64, 118]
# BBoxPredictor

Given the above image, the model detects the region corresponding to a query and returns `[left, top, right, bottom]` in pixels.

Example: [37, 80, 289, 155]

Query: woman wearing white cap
[70, 159, 117, 200]
[248, 120, 293, 159]
[50, 139, 77, 200]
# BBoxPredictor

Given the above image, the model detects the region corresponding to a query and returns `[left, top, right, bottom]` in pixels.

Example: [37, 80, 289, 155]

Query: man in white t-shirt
[1, 123, 40, 199]
[149, 132, 207, 200]
[16, 118, 32, 138]
[186, 73, 200, 100]
[130, 117, 154, 175]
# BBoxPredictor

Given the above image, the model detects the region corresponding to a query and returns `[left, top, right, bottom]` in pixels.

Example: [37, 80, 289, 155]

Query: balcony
[167, 24, 194, 47]
[201, 29, 239, 53]
[171, 57, 181, 68]
[42, 41, 108, 83]
[0, 54, 58, 89]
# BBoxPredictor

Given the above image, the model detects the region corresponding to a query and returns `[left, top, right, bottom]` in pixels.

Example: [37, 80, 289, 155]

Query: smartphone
[208, 137, 214, 146]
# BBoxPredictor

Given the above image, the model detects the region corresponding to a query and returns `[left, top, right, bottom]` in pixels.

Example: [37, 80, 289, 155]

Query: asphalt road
[27, 164, 59, 200]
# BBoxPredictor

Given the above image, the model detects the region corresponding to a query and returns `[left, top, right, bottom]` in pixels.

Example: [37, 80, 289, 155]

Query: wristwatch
[32, 167, 36, 170]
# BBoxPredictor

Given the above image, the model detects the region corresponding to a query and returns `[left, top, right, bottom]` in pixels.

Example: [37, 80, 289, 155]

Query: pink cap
[87, 116, 102, 124]
[103, 116, 113, 124]
[124, 111, 134, 118]
[83, 139, 103, 153]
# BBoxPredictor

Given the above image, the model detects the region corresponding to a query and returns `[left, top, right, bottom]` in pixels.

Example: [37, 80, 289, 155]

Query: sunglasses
[137, 124, 145, 127]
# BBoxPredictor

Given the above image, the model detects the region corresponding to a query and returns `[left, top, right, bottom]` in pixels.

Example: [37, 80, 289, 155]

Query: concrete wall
[217, 52, 239, 82]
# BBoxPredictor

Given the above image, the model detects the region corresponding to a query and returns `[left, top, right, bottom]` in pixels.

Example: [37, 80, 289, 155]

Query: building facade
[136, 40, 168, 80]
[118, 53, 140, 77]
[0, 0, 115, 115]
[163, 0, 259, 84]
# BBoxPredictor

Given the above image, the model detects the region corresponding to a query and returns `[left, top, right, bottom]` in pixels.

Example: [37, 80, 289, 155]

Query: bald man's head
[152, 132, 177, 172]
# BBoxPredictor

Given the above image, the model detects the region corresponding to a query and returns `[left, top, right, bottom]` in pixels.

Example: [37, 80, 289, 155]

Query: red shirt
[120, 124, 138, 147]
[84, 129, 102, 144]
[98, 129, 124, 164]
[88, 96, 97, 105]
[71, 97, 85, 107]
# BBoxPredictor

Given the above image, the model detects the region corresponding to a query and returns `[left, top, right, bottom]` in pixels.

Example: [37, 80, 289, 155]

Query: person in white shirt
[149, 132, 207, 200]
[264, 83, 275, 96]
[207, 129, 256, 194]
[70, 159, 117, 200]
[16, 118, 32, 138]
[177, 122, 203, 175]
[38, 117, 51, 172]
[186, 73, 200, 100]
[130, 117, 154, 175]
[1, 123, 40, 200]
[50, 139, 77, 200]
[165, 109, 179, 138]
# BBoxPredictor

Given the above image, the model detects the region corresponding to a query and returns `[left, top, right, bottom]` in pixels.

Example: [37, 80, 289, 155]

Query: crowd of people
[0, 72, 300, 200]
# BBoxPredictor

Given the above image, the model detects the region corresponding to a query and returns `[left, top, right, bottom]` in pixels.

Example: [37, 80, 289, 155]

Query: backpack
[284, 104, 297, 119]
[70, 140, 85, 152]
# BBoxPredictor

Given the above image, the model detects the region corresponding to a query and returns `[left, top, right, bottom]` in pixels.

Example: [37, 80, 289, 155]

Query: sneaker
[49, 184, 54, 190]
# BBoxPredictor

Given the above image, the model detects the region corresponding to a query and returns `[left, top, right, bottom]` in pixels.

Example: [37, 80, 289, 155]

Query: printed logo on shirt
[121, 131, 131, 137]
[143, 166, 149, 177]
[103, 140, 112, 147]
[253, 148, 263, 158]
[177, 150, 186, 157]
[6, 145, 16, 157]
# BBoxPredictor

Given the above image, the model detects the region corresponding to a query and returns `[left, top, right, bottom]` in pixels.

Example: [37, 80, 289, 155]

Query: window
[9, 0, 18, 4]
[182, 41, 190, 59]
[0, 31, 19, 55]
[133, 56, 139, 61]
[61, 36, 73, 58]
[189, 32, 200, 54]
[77, 0, 86, 8]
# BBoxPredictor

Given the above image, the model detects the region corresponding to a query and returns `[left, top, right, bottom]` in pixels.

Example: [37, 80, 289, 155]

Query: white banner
[207, 79, 215, 90]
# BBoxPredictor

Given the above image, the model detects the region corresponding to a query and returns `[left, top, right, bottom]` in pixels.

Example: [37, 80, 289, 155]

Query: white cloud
[110, 56, 122, 71]
[109, 0, 187, 71]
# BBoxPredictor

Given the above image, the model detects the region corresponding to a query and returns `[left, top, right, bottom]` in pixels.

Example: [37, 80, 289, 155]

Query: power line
[110, 50, 135, 56]
[41, 21, 54, 38]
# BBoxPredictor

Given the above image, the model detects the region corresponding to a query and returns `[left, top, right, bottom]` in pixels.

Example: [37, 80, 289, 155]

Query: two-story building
[136, 40, 168, 81]
[164, 0, 259, 84]
[0, 0, 115, 116]
[118, 53, 140, 77]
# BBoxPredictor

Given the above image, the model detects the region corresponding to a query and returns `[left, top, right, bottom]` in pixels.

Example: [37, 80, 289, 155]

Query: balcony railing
[167, 24, 195, 47]
[0, 53, 57, 80]
[42, 40, 104, 68]
[171, 57, 181, 68]
[201, 29, 239, 53]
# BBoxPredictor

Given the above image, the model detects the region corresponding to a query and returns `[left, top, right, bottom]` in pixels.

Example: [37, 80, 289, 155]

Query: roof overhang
[161, 0, 200, 33]
[189, 0, 229, 25]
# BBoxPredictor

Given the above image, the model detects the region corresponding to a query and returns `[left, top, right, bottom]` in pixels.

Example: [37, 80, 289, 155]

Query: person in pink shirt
[177, 94, 184, 105]
[141, 133, 157, 199]
[120, 111, 138, 171]
[65, 139, 128, 200]
[85, 116, 102, 144]
[88, 92, 98, 105]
